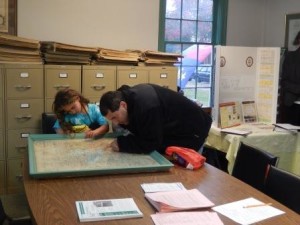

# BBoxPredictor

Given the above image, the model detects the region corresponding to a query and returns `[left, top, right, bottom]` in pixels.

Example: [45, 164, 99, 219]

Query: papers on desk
[151, 211, 224, 225]
[141, 182, 186, 193]
[145, 189, 214, 213]
[75, 198, 143, 222]
[273, 123, 300, 133]
[221, 127, 252, 136]
[212, 197, 285, 224]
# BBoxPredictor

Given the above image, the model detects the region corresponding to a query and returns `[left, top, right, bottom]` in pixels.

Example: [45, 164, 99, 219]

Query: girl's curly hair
[52, 89, 89, 133]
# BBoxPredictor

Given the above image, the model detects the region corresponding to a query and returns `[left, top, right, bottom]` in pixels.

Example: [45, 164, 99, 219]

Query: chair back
[0, 199, 7, 225]
[264, 165, 300, 214]
[42, 112, 57, 134]
[232, 142, 278, 191]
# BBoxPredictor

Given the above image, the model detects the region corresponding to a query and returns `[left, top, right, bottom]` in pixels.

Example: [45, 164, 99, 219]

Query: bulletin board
[28, 134, 173, 179]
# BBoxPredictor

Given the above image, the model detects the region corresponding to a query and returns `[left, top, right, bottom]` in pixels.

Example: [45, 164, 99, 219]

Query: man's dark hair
[99, 91, 124, 116]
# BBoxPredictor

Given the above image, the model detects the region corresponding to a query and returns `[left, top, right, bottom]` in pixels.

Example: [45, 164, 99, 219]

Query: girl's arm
[85, 124, 109, 138]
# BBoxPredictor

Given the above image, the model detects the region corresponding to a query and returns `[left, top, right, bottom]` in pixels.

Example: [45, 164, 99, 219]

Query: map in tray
[28, 134, 173, 178]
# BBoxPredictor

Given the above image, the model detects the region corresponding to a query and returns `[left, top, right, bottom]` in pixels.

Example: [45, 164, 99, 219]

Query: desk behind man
[206, 123, 300, 175]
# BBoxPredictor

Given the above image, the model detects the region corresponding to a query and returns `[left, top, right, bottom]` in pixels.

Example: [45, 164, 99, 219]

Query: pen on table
[243, 203, 272, 208]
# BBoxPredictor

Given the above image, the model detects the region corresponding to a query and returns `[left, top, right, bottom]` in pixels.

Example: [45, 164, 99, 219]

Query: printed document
[75, 198, 143, 222]
[141, 182, 186, 193]
[151, 211, 224, 225]
[145, 189, 214, 212]
[212, 197, 284, 224]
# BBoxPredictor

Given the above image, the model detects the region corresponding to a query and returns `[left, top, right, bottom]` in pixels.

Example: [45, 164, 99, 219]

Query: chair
[0, 193, 32, 225]
[231, 142, 278, 192]
[264, 165, 300, 214]
[42, 112, 56, 134]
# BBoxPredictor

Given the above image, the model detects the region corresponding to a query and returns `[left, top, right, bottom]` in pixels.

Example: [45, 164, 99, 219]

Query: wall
[226, 0, 300, 48]
[17, 0, 160, 50]
[17, 0, 300, 50]
[226, 0, 265, 47]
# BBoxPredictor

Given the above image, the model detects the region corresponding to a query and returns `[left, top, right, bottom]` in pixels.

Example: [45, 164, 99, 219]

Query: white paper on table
[151, 211, 224, 225]
[212, 197, 285, 224]
[141, 182, 186, 193]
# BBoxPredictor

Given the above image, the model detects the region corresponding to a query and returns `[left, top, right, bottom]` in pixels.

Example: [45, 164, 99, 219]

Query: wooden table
[23, 159, 300, 225]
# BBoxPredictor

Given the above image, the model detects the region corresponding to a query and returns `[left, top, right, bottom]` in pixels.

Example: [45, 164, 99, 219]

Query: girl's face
[62, 98, 82, 114]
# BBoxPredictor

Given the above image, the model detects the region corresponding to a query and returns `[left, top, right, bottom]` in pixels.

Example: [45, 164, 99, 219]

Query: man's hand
[109, 139, 120, 152]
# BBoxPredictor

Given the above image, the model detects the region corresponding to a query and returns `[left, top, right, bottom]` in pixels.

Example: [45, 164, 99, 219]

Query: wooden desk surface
[23, 160, 300, 225]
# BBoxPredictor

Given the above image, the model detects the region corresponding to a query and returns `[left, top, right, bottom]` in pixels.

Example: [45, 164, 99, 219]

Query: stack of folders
[142, 182, 224, 225]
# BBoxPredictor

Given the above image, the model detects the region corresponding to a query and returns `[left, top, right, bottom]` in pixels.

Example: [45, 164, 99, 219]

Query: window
[159, 0, 228, 107]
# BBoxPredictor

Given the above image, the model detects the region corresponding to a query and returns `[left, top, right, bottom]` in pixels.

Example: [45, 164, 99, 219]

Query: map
[32, 137, 166, 174]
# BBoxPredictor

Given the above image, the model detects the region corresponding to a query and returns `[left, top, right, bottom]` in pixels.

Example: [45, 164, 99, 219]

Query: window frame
[158, 0, 228, 107]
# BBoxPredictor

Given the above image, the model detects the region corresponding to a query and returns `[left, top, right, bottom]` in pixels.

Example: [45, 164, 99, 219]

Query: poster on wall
[212, 46, 280, 127]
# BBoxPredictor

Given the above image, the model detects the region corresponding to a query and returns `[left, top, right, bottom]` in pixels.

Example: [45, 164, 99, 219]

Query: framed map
[28, 134, 173, 179]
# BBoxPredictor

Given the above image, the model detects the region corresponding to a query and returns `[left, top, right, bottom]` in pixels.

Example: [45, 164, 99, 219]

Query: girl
[52, 89, 109, 138]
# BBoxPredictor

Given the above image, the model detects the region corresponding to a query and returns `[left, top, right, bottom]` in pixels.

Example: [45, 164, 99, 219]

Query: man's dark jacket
[117, 83, 212, 154]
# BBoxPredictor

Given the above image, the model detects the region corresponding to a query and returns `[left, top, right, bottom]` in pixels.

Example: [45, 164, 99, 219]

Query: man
[281, 31, 300, 125]
[99, 83, 212, 154]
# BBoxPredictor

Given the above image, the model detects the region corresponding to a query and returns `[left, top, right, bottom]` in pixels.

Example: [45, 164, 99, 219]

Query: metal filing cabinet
[116, 66, 149, 88]
[148, 66, 178, 91]
[0, 66, 5, 194]
[4, 64, 44, 193]
[82, 65, 116, 103]
[45, 65, 81, 112]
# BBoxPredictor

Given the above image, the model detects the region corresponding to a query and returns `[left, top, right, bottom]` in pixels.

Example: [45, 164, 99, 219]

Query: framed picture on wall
[0, 0, 17, 35]
[285, 13, 300, 51]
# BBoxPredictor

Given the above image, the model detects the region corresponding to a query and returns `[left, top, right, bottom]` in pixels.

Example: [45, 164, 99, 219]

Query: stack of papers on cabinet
[94, 48, 140, 65]
[145, 189, 214, 212]
[142, 50, 182, 66]
[75, 198, 143, 222]
[0, 33, 42, 64]
[40, 41, 98, 65]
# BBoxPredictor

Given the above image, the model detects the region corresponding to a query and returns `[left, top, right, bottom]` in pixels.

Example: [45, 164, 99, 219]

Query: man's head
[100, 91, 129, 125]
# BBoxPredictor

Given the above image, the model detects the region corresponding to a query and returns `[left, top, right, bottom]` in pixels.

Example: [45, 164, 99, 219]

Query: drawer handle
[91, 85, 106, 90]
[15, 146, 28, 152]
[14, 85, 32, 90]
[15, 175, 23, 181]
[162, 85, 169, 88]
[54, 84, 70, 90]
[15, 145, 27, 148]
[15, 115, 32, 119]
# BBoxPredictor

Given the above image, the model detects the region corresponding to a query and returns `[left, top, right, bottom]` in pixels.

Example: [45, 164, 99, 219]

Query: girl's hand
[85, 129, 95, 138]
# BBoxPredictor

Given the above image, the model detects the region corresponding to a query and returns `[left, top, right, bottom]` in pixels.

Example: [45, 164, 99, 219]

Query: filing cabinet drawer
[148, 67, 178, 91]
[82, 65, 116, 98]
[0, 70, 3, 99]
[6, 128, 40, 158]
[117, 66, 148, 88]
[6, 99, 44, 129]
[6, 67, 44, 98]
[7, 158, 24, 193]
[0, 130, 3, 160]
[0, 99, 3, 128]
[45, 65, 81, 98]
[0, 160, 5, 194]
